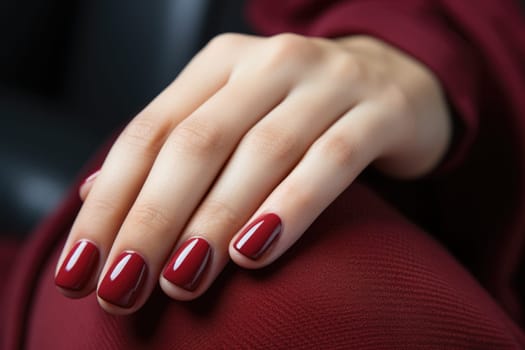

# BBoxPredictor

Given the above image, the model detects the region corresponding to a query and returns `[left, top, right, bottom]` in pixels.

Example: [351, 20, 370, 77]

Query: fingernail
[55, 240, 99, 291]
[98, 251, 147, 308]
[81, 169, 100, 187]
[234, 213, 282, 259]
[163, 237, 211, 291]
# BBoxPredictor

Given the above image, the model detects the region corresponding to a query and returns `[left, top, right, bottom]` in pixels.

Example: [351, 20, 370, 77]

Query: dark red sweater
[248, 0, 525, 323]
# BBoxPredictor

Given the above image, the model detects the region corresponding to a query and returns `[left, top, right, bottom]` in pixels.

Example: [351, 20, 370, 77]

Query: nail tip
[98, 251, 147, 309]
[55, 240, 99, 291]
[235, 213, 282, 260]
[163, 237, 211, 291]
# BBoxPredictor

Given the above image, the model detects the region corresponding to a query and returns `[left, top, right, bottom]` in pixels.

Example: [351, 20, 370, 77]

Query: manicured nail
[234, 213, 282, 259]
[81, 169, 100, 187]
[163, 237, 211, 291]
[98, 251, 147, 308]
[55, 240, 99, 291]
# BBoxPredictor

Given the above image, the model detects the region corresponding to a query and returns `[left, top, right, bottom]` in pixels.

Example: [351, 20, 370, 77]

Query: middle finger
[159, 79, 357, 299]
[96, 69, 291, 313]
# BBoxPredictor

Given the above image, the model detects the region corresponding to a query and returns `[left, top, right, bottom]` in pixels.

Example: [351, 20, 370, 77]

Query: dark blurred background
[0, 0, 251, 236]
[3, 0, 524, 238]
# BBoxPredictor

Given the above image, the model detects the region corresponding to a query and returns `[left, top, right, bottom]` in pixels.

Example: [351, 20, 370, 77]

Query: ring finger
[158, 81, 356, 299]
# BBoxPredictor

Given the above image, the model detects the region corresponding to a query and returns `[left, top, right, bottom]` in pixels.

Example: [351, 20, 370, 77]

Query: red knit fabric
[248, 0, 525, 325]
[2, 0, 525, 348]
[2, 175, 525, 349]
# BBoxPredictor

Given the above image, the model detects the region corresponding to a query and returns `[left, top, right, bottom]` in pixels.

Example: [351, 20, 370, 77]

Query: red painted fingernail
[98, 251, 147, 308]
[81, 169, 100, 186]
[55, 240, 99, 291]
[163, 237, 211, 291]
[234, 213, 282, 259]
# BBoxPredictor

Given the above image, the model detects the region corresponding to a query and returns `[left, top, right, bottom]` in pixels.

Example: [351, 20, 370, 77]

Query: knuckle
[264, 33, 313, 67]
[119, 115, 166, 155]
[245, 125, 301, 162]
[206, 33, 243, 51]
[85, 197, 117, 214]
[130, 202, 171, 231]
[315, 134, 358, 167]
[330, 55, 364, 83]
[169, 120, 227, 156]
[272, 33, 305, 46]
[83, 197, 120, 224]
[382, 83, 411, 113]
[195, 198, 242, 230]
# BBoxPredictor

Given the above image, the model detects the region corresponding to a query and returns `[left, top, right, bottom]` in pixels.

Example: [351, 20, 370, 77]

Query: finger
[159, 80, 357, 300]
[95, 67, 292, 313]
[229, 101, 390, 268]
[54, 36, 241, 297]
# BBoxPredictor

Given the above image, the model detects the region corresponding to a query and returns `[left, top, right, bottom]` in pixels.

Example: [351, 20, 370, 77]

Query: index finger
[54, 34, 254, 297]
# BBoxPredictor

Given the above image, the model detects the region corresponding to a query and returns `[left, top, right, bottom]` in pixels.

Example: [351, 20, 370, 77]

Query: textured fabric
[2, 0, 525, 348]
[249, 0, 525, 325]
[2, 169, 524, 349]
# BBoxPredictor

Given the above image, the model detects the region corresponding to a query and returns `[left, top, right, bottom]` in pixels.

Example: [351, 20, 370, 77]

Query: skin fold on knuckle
[127, 201, 173, 237]
[79, 197, 122, 229]
[189, 198, 243, 235]
[118, 116, 169, 157]
[168, 120, 228, 158]
[244, 125, 301, 164]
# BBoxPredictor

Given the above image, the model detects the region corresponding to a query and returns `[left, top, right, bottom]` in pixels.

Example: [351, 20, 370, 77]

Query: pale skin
[57, 33, 451, 315]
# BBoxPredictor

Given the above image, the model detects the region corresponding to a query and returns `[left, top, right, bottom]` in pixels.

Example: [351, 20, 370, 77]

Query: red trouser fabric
[2, 175, 524, 349]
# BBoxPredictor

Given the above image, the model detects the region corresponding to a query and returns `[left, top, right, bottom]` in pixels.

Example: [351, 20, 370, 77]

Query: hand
[55, 33, 451, 314]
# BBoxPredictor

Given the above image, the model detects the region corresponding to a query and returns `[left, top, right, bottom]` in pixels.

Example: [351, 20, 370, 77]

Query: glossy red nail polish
[55, 240, 99, 291]
[234, 213, 282, 259]
[81, 169, 100, 186]
[163, 237, 211, 291]
[98, 251, 147, 308]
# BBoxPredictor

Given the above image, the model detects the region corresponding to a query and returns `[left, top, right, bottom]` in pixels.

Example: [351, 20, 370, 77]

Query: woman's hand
[55, 33, 451, 314]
